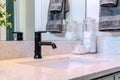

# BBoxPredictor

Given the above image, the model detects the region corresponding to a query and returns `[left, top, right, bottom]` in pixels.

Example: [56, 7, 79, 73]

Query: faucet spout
[39, 42, 57, 49]
[51, 42, 57, 49]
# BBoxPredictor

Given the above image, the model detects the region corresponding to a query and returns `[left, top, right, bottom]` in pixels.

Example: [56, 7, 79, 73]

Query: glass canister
[82, 17, 97, 53]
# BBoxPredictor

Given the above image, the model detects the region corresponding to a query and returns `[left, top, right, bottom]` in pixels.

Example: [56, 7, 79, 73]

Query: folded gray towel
[100, 0, 118, 6]
[49, 2, 62, 11]
[46, 0, 69, 33]
[99, 0, 120, 31]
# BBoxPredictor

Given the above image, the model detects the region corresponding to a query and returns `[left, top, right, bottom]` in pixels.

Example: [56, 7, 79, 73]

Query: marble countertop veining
[0, 54, 120, 80]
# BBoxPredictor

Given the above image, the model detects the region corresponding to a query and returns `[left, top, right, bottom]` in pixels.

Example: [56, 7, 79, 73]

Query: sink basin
[19, 57, 109, 70]
[41, 57, 108, 70]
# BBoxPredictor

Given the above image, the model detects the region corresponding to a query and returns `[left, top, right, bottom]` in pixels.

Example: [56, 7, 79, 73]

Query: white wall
[87, 0, 99, 21]
[70, 0, 86, 22]
[0, 27, 6, 40]
[26, 0, 35, 40]
[0, 0, 6, 40]
[16, 0, 34, 40]
[35, 0, 45, 31]
[16, 0, 27, 40]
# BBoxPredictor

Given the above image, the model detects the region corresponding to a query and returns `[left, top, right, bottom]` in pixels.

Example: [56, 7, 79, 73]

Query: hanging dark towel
[99, 0, 120, 32]
[100, 0, 118, 7]
[46, 0, 69, 33]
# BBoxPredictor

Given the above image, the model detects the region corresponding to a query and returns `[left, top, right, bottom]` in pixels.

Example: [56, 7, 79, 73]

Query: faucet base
[34, 54, 42, 59]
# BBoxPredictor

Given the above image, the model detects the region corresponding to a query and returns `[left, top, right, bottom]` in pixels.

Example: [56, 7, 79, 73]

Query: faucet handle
[35, 31, 47, 33]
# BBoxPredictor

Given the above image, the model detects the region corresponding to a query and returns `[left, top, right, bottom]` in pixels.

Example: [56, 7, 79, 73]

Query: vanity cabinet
[96, 75, 114, 80]
[115, 72, 120, 80]
[72, 72, 120, 80]
[93, 72, 120, 80]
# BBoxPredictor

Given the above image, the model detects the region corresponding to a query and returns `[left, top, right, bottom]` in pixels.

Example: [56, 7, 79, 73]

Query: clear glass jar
[82, 17, 97, 53]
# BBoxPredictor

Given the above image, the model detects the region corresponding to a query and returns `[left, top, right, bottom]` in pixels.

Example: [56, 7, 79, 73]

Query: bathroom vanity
[92, 72, 120, 80]
[1, 54, 120, 80]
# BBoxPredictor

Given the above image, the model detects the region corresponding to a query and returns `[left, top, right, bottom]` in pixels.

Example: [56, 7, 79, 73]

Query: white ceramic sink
[41, 57, 109, 69]
[19, 57, 109, 70]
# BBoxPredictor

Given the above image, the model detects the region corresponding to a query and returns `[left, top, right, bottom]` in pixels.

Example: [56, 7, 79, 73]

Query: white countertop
[0, 54, 120, 80]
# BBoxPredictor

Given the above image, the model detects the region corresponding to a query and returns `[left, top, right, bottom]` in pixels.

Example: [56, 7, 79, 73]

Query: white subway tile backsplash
[0, 41, 82, 59]
[98, 36, 120, 55]
[0, 41, 34, 59]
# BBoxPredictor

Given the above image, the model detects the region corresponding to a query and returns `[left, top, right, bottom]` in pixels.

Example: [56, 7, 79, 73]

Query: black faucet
[34, 31, 57, 59]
